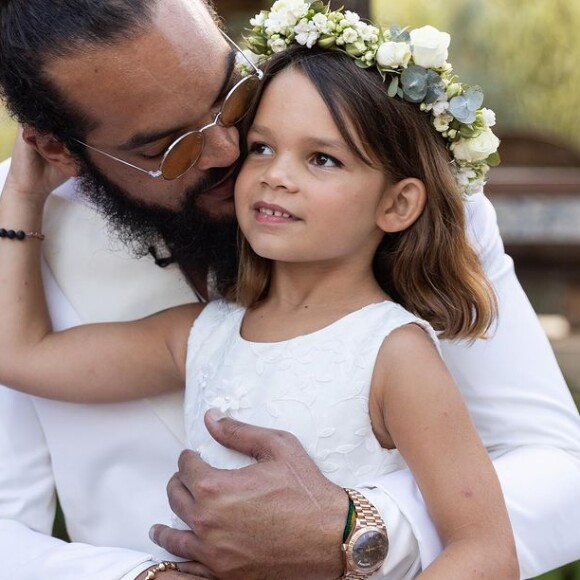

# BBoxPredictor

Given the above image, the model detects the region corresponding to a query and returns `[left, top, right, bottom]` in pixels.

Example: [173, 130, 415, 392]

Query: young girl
[0, 3, 517, 578]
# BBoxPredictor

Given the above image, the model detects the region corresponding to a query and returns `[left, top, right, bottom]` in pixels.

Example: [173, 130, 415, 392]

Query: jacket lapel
[43, 192, 192, 445]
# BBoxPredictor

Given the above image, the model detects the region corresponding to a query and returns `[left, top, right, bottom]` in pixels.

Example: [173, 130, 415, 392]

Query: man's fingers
[177, 560, 217, 578]
[176, 449, 214, 485]
[149, 524, 203, 562]
[167, 471, 198, 529]
[204, 408, 301, 462]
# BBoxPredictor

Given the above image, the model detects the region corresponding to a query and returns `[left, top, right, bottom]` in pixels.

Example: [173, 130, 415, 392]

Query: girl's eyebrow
[249, 124, 349, 153]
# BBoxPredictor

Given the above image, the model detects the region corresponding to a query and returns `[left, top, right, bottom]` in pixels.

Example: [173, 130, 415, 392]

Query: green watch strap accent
[342, 496, 357, 542]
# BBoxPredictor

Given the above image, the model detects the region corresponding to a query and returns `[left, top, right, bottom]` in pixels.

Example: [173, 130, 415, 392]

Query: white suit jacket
[0, 158, 579, 580]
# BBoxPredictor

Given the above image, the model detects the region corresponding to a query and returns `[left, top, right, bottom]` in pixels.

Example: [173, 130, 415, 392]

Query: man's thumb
[204, 408, 291, 462]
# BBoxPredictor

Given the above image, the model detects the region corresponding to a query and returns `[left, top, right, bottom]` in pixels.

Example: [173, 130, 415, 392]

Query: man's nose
[196, 124, 240, 171]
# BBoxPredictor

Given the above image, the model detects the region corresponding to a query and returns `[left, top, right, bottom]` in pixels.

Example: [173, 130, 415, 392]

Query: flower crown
[241, 0, 500, 196]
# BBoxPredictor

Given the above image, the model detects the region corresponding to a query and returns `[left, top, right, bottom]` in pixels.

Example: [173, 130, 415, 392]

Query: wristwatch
[342, 488, 389, 579]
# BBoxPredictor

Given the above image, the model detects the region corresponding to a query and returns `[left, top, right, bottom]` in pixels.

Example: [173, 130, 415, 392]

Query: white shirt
[0, 158, 579, 579]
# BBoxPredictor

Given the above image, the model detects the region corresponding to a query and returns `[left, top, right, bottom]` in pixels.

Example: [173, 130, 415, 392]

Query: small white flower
[453, 166, 477, 186]
[268, 36, 288, 53]
[376, 41, 412, 69]
[433, 112, 453, 132]
[451, 127, 500, 163]
[312, 12, 330, 33]
[235, 49, 260, 73]
[250, 12, 266, 27]
[341, 27, 359, 44]
[295, 19, 320, 48]
[481, 107, 496, 127]
[356, 22, 379, 43]
[344, 10, 361, 26]
[447, 128, 458, 139]
[266, 0, 309, 34]
[432, 98, 449, 116]
[466, 179, 485, 196]
[446, 82, 462, 98]
[410, 25, 450, 69]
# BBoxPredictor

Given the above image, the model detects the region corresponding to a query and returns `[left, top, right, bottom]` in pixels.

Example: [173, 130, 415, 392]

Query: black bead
[6, 229, 16, 239]
[15, 230, 26, 240]
[0, 228, 6, 237]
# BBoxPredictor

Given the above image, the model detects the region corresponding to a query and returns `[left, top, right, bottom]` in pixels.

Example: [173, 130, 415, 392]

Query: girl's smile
[235, 67, 389, 267]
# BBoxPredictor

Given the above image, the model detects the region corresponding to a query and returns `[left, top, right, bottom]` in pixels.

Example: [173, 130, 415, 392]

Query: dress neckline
[236, 299, 396, 346]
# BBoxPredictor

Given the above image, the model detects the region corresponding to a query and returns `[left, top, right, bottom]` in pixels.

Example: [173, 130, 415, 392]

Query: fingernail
[207, 408, 227, 422]
[149, 526, 158, 544]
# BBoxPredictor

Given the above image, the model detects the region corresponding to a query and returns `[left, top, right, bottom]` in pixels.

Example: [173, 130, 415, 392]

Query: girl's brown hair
[228, 45, 496, 341]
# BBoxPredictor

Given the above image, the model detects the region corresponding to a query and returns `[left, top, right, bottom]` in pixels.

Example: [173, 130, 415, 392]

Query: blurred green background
[3, 0, 578, 576]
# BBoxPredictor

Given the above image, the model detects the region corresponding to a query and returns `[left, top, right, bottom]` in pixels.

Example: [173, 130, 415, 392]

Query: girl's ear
[22, 126, 82, 178]
[376, 178, 426, 233]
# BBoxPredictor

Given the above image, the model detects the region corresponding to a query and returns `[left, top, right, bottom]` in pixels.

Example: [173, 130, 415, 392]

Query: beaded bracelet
[0, 228, 45, 241]
[143, 561, 180, 579]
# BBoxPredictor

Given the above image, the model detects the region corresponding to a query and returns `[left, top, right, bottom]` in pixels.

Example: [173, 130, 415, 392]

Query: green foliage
[373, 0, 580, 150]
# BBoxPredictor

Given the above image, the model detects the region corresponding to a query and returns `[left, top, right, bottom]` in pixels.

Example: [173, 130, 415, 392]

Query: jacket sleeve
[0, 157, 158, 579]
[0, 384, 160, 580]
[357, 192, 580, 579]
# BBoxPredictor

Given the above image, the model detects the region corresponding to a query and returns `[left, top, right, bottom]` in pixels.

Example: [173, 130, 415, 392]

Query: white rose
[410, 25, 450, 69]
[481, 107, 496, 127]
[376, 41, 412, 69]
[451, 127, 500, 163]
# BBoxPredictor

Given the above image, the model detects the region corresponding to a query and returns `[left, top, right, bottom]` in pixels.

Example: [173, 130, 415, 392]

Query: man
[0, 0, 578, 579]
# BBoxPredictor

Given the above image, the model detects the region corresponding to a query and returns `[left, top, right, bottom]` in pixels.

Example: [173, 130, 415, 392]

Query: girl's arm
[0, 130, 200, 403]
[370, 324, 519, 579]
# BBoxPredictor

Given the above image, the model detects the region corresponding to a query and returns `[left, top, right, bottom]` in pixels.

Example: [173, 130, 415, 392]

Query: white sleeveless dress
[184, 299, 439, 486]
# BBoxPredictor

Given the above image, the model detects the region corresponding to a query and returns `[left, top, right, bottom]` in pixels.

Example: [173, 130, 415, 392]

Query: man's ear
[22, 126, 82, 178]
[376, 178, 426, 234]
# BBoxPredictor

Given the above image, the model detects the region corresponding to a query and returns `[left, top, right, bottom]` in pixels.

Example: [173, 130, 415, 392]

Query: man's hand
[150, 409, 349, 579]
[3, 126, 69, 201]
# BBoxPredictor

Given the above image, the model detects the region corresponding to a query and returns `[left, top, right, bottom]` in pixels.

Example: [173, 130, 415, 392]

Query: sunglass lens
[161, 132, 204, 180]
[221, 74, 261, 126]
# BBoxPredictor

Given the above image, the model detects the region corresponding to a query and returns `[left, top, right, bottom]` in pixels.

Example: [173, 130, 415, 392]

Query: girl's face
[235, 68, 391, 267]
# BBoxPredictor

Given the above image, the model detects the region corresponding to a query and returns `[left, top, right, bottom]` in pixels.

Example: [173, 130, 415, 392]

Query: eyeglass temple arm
[73, 139, 163, 178]
[219, 28, 264, 79]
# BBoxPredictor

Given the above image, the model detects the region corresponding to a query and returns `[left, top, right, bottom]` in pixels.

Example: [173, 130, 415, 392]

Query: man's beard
[75, 158, 239, 294]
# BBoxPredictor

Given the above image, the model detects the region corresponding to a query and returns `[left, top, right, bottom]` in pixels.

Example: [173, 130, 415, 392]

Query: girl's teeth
[259, 208, 291, 218]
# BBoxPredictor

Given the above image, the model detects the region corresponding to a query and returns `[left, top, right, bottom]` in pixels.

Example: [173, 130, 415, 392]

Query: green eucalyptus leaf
[465, 86, 484, 110]
[388, 76, 399, 97]
[449, 95, 477, 124]
[401, 65, 428, 103]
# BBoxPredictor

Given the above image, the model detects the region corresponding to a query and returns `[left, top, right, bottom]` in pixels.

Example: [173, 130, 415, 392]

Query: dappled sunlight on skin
[0, 108, 17, 161]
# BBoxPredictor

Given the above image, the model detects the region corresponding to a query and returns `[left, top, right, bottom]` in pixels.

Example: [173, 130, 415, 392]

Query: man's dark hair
[0, 0, 158, 144]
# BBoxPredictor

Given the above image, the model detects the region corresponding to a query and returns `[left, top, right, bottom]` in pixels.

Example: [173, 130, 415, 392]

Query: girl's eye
[311, 153, 342, 168]
[248, 142, 273, 156]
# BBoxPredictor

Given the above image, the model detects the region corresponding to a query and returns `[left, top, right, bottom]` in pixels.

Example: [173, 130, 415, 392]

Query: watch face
[352, 529, 388, 570]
